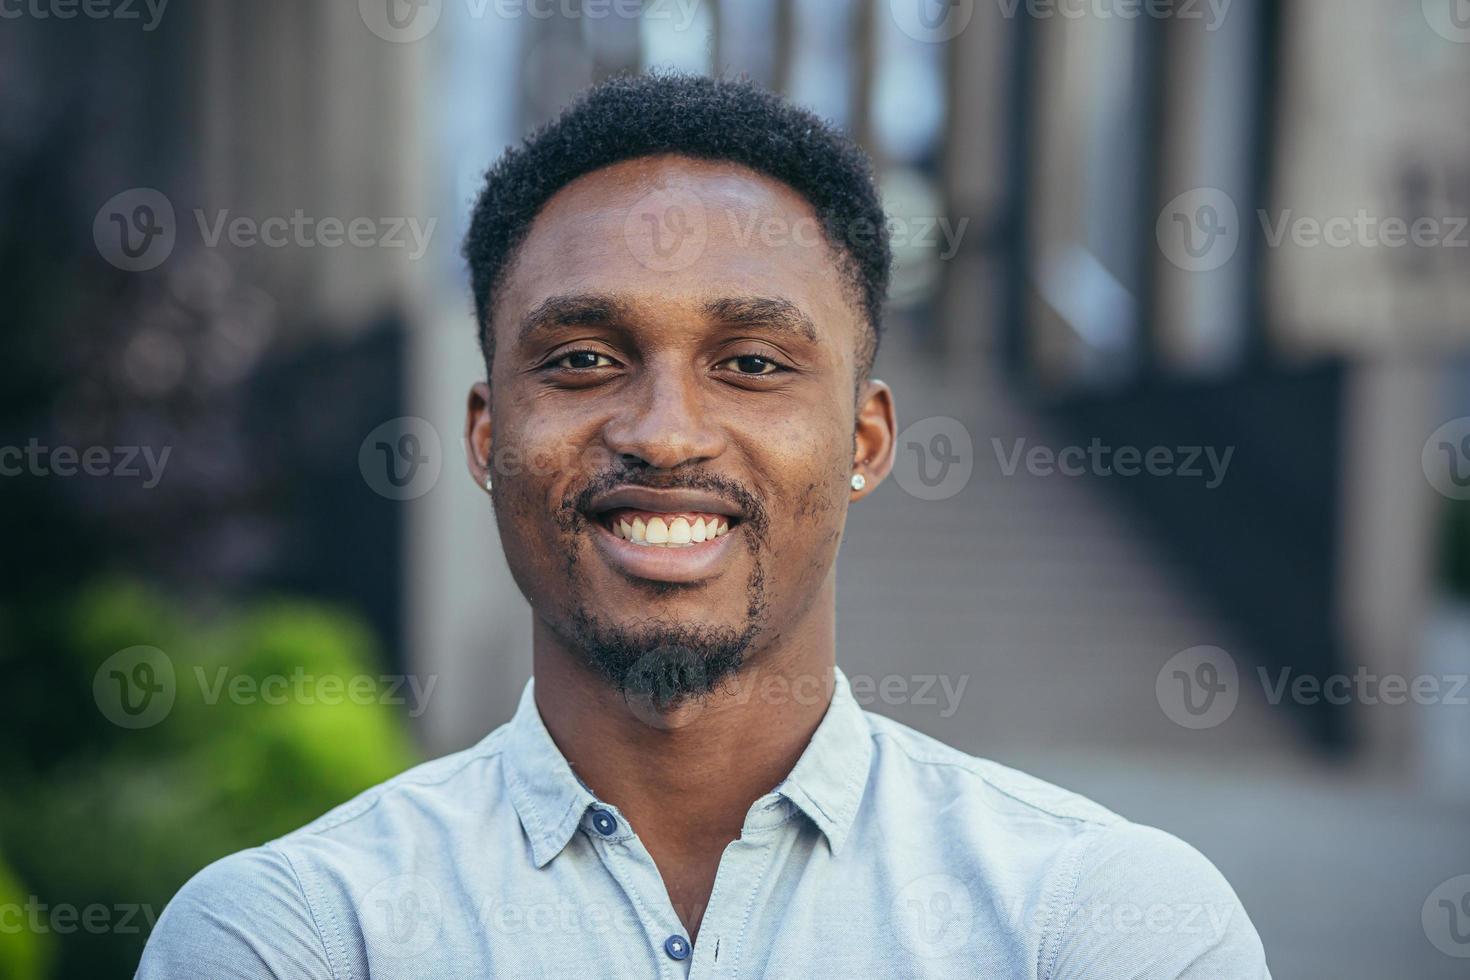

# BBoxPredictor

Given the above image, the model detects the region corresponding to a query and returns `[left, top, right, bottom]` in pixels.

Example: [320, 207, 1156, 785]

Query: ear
[465, 381, 494, 491]
[851, 379, 896, 500]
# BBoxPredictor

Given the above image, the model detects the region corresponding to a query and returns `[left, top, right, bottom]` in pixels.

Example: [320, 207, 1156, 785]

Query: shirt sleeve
[136, 846, 337, 980]
[1042, 822, 1271, 980]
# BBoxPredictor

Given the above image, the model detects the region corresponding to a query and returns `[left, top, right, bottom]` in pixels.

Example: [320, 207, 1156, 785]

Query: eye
[719, 354, 785, 376]
[549, 350, 615, 370]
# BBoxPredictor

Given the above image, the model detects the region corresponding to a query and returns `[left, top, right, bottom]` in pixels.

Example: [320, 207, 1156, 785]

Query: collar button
[590, 809, 618, 836]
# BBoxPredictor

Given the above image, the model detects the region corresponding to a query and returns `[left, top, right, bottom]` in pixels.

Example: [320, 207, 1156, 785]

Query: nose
[601, 364, 725, 470]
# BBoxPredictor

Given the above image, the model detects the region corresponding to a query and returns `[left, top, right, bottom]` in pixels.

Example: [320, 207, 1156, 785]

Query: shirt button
[663, 934, 690, 961]
[590, 809, 618, 836]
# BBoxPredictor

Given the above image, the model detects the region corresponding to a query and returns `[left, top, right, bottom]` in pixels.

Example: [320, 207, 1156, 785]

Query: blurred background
[3, 0, 1469, 976]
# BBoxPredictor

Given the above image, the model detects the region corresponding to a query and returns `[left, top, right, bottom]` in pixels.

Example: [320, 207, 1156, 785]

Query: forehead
[492, 155, 862, 354]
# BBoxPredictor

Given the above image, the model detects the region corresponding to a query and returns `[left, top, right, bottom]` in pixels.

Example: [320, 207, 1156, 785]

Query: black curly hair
[462, 71, 892, 379]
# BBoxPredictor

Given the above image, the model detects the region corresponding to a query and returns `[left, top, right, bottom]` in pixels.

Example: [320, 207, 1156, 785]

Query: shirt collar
[502, 679, 599, 868]
[772, 667, 873, 856]
[502, 667, 873, 867]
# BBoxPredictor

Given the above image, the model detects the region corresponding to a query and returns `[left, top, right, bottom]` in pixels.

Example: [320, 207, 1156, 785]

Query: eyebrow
[517, 294, 631, 346]
[516, 293, 820, 346]
[701, 296, 818, 343]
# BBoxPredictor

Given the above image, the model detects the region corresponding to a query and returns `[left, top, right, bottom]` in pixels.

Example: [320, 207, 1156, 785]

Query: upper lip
[584, 485, 745, 521]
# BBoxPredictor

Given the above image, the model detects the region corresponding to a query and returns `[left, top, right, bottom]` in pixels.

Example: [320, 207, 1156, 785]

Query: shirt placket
[582, 804, 698, 976]
[581, 795, 791, 979]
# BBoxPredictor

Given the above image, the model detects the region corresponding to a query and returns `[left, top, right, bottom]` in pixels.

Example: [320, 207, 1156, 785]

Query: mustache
[562, 465, 769, 543]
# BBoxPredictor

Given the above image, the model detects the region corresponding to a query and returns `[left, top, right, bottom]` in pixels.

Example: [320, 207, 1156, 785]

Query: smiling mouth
[597, 509, 736, 548]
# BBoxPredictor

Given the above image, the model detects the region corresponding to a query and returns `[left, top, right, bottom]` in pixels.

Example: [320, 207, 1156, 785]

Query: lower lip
[588, 519, 739, 584]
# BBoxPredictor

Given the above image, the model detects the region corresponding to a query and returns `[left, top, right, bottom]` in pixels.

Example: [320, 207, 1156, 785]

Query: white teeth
[611, 514, 734, 547]
[645, 517, 669, 544]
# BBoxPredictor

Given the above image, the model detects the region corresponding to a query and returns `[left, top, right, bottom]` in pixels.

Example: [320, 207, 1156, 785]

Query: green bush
[0, 854, 53, 980]
[0, 581, 421, 978]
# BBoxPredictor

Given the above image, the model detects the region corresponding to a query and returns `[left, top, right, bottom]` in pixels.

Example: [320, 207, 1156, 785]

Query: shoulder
[860, 714, 1270, 978]
[864, 711, 1122, 829]
[287, 726, 512, 841]
[136, 846, 333, 979]
[1041, 821, 1271, 978]
[139, 730, 516, 979]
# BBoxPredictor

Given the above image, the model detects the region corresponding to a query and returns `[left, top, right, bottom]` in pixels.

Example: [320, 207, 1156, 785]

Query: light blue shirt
[137, 669, 1271, 978]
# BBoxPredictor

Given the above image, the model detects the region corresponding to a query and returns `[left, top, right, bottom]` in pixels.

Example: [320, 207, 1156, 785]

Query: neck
[531, 589, 836, 850]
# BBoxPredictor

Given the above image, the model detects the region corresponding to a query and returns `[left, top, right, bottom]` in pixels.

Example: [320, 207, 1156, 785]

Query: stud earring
[483, 475, 493, 493]
[850, 473, 866, 492]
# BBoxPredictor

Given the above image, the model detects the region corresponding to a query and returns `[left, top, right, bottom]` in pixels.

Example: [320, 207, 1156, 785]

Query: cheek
[752, 412, 851, 546]
[489, 409, 604, 570]
[495, 401, 601, 500]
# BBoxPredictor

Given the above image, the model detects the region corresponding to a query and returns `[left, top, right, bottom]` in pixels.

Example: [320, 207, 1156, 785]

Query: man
[139, 73, 1270, 977]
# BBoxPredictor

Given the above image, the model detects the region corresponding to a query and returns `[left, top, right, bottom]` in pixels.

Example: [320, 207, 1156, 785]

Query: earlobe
[850, 379, 896, 498]
[465, 381, 495, 493]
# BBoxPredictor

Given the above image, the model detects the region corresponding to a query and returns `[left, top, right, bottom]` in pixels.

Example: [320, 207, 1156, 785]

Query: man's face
[466, 155, 893, 706]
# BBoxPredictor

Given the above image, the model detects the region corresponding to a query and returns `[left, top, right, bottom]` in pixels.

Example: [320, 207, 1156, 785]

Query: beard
[556, 466, 771, 713]
[566, 560, 767, 712]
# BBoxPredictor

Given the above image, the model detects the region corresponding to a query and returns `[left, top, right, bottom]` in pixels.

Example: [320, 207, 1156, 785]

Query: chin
[564, 604, 762, 706]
